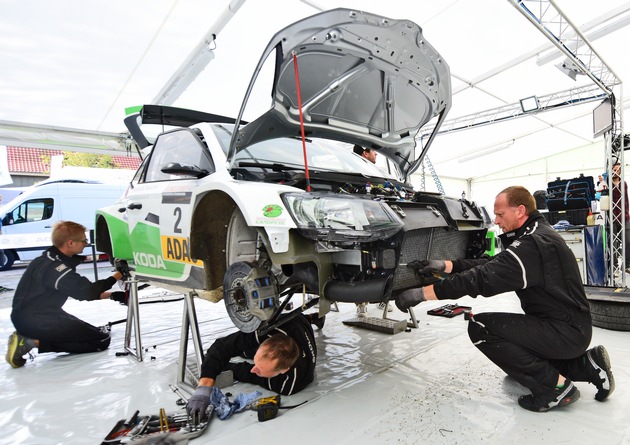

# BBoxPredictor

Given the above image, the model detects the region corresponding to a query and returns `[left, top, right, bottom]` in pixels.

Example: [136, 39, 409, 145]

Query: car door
[126, 128, 215, 284]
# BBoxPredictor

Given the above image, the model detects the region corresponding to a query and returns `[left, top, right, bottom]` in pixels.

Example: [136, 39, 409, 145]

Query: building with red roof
[5, 146, 142, 186]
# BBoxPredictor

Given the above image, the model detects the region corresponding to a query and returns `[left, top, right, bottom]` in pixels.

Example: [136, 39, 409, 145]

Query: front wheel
[0, 250, 16, 271]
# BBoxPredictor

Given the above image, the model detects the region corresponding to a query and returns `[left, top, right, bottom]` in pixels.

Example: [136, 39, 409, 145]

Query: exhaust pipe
[323, 275, 393, 304]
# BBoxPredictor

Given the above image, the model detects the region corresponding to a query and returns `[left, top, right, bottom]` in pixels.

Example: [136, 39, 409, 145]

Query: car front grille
[393, 227, 471, 290]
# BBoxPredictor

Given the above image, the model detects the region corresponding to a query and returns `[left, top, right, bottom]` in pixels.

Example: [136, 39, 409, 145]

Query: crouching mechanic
[6, 221, 127, 368]
[187, 313, 317, 418]
[395, 186, 615, 412]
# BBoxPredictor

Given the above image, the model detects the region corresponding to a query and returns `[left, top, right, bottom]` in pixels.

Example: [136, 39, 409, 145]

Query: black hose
[323, 276, 393, 303]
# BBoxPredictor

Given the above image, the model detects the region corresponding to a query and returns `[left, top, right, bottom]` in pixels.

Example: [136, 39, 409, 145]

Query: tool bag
[546, 175, 595, 211]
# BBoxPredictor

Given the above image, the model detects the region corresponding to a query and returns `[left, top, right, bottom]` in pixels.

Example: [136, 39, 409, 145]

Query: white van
[0, 180, 127, 270]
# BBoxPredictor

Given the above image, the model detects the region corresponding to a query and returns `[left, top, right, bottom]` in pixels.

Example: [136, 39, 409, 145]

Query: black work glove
[109, 291, 128, 305]
[407, 259, 446, 275]
[187, 385, 213, 422]
[395, 287, 426, 312]
[114, 259, 132, 281]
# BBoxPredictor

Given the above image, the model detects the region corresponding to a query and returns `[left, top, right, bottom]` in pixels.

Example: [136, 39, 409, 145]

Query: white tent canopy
[1, 0, 629, 208]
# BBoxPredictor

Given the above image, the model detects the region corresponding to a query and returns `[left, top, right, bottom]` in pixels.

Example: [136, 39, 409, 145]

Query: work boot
[517, 380, 580, 412]
[586, 345, 615, 401]
[6, 332, 35, 368]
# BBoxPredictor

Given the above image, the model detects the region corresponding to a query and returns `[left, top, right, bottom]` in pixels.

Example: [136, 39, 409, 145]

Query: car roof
[228, 8, 451, 179]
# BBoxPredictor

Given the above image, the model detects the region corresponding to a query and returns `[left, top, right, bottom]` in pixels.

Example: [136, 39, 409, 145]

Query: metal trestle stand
[177, 291, 205, 394]
[124, 280, 143, 361]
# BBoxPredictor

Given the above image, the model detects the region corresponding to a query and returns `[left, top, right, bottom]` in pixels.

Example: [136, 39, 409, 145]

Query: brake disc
[223, 261, 279, 332]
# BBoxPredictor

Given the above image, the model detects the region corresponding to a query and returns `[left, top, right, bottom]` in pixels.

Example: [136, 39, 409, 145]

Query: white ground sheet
[1, 284, 629, 444]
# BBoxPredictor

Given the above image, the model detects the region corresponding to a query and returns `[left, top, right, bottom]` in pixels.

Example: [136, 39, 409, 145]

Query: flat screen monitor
[593, 98, 613, 138]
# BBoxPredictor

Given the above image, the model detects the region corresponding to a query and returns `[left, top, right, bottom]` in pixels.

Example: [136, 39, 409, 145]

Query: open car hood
[228, 8, 451, 180]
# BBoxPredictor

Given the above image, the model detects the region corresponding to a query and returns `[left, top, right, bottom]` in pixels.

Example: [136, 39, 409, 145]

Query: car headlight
[282, 193, 404, 242]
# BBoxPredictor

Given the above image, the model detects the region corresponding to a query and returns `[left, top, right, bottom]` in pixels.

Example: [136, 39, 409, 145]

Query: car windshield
[237, 138, 372, 172]
[207, 123, 402, 181]
[231, 136, 398, 179]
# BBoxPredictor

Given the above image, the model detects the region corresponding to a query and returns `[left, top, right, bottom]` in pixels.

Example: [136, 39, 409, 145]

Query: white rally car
[96, 8, 490, 332]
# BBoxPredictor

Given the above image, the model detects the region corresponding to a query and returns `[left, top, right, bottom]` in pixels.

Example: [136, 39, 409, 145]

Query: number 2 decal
[173, 207, 182, 233]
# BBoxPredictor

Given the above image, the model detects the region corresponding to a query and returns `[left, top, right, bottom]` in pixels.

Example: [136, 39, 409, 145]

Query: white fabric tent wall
[466, 142, 607, 212]
[408, 173, 468, 200]
[409, 140, 606, 215]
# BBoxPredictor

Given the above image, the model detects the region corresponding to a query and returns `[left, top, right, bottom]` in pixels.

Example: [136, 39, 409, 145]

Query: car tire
[0, 250, 16, 271]
[586, 286, 630, 331]
[589, 299, 630, 331]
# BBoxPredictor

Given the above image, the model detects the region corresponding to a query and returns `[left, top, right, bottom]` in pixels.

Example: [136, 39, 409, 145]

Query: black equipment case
[546, 174, 595, 211]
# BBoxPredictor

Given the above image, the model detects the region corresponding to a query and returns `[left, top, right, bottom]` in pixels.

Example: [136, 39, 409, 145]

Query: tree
[40, 151, 117, 170]
[63, 152, 116, 168]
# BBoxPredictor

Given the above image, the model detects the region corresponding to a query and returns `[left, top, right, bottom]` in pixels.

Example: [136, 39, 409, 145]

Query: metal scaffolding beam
[508, 0, 625, 287]
[509, 0, 621, 92]
[419, 84, 606, 137]
[0, 120, 132, 156]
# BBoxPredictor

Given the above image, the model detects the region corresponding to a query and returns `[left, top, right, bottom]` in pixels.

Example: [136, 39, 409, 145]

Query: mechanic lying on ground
[187, 313, 319, 417]
[6, 220, 126, 368]
[395, 185, 615, 413]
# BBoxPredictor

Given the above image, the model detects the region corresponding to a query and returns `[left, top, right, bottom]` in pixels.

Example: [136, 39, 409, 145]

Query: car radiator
[392, 227, 471, 290]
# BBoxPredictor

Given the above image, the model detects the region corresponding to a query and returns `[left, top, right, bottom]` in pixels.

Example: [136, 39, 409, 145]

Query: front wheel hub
[223, 261, 279, 332]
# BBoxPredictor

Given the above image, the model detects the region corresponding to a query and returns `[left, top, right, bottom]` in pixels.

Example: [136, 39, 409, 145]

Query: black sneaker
[587, 345, 615, 401]
[6, 332, 34, 368]
[517, 380, 580, 412]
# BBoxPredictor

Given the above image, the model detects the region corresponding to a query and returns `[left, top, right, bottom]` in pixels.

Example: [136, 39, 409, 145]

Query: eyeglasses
[74, 239, 89, 244]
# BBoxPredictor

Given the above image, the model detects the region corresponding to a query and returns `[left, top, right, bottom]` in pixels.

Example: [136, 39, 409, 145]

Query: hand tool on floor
[427, 304, 472, 318]
[249, 395, 308, 422]
[169, 384, 189, 404]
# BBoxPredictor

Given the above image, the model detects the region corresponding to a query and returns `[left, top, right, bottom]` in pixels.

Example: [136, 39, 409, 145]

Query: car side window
[143, 129, 214, 183]
[7, 198, 53, 225]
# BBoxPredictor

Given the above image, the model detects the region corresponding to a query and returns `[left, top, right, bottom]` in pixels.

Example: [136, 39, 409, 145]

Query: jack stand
[177, 291, 205, 394]
[407, 307, 419, 329]
[380, 301, 397, 319]
[124, 280, 143, 361]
